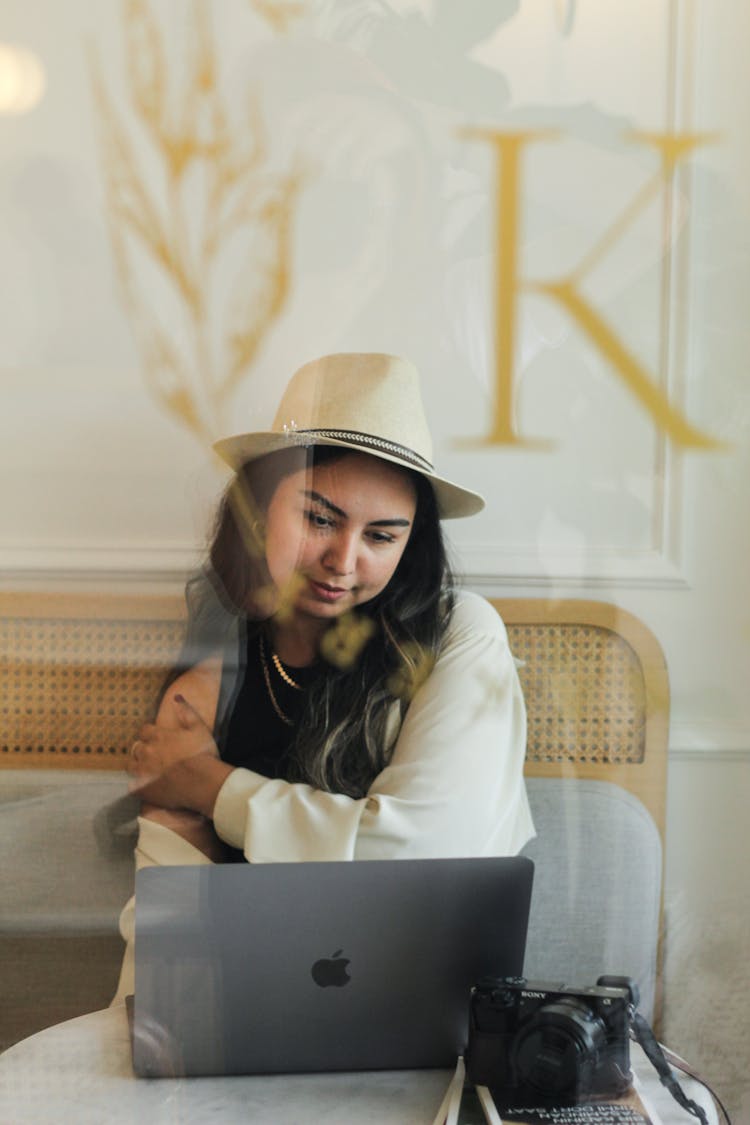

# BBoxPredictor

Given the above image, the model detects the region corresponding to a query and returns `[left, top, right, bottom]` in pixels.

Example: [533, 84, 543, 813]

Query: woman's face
[262, 451, 418, 629]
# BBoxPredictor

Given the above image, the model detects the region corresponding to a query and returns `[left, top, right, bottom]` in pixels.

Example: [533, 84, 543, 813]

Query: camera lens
[513, 998, 607, 1099]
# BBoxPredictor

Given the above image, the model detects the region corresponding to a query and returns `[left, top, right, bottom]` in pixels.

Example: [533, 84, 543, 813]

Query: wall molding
[451, 3, 699, 590]
[459, 551, 690, 590]
[0, 545, 198, 592]
[668, 748, 750, 763]
[669, 719, 750, 756]
[0, 546, 693, 591]
[0, 558, 192, 596]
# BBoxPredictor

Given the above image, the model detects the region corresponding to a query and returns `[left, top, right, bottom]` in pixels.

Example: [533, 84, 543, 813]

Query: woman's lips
[307, 579, 351, 602]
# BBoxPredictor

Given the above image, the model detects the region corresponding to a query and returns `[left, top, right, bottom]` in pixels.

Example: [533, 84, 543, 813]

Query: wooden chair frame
[492, 598, 669, 844]
[2, 593, 669, 841]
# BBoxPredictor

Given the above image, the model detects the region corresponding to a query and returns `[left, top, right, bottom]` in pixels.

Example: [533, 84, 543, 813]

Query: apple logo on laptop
[311, 949, 351, 988]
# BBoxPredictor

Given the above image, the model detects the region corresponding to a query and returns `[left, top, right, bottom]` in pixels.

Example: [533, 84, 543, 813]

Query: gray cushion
[0, 770, 134, 931]
[521, 778, 662, 1021]
[0, 770, 136, 1046]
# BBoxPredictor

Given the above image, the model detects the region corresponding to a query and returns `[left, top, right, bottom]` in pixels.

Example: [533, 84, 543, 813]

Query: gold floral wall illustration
[91, 0, 305, 442]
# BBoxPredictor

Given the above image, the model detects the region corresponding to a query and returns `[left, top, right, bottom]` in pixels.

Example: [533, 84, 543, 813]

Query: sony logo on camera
[465, 974, 639, 1109]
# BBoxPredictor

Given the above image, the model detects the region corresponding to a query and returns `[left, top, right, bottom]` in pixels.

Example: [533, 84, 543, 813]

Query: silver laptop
[131, 856, 533, 1078]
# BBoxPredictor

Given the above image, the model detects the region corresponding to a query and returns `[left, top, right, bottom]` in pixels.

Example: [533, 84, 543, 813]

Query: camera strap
[629, 1011, 713, 1125]
[435, 1033, 726, 1125]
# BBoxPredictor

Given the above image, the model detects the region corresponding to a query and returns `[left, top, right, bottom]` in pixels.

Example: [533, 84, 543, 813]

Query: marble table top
[0, 1002, 718, 1124]
[0, 1002, 452, 1124]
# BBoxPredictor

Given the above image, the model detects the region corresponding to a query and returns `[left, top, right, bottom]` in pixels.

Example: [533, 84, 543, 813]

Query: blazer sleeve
[211, 591, 534, 862]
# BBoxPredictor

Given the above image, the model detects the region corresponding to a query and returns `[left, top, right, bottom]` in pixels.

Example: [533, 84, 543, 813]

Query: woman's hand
[129, 694, 221, 809]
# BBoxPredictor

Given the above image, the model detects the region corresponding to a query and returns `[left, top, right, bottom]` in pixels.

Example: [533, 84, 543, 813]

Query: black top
[217, 623, 319, 781]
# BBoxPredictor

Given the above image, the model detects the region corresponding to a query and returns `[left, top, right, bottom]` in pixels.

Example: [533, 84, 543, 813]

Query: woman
[116, 352, 533, 998]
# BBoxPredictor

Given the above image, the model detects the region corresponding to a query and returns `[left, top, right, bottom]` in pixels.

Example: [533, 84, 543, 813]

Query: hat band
[292, 428, 434, 473]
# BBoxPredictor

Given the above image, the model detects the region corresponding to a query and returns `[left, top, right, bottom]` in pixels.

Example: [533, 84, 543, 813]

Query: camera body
[465, 975, 636, 1108]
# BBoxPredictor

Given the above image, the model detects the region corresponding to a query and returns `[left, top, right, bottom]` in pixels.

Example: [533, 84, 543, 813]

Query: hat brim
[212, 432, 484, 520]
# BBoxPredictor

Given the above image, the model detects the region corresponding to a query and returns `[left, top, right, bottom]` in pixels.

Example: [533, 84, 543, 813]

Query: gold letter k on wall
[460, 127, 721, 449]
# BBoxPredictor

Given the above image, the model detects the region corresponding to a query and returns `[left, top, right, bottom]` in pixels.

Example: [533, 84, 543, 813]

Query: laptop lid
[132, 856, 533, 1078]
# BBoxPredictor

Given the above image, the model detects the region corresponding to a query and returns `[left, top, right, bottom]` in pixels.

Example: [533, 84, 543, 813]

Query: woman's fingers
[128, 738, 143, 775]
[128, 734, 163, 784]
[130, 713, 218, 784]
[128, 741, 151, 788]
[172, 693, 203, 729]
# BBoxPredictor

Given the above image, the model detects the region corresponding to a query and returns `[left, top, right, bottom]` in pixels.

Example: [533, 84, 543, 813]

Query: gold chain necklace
[259, 634, 294, 726]
[271, 650, 303, 690]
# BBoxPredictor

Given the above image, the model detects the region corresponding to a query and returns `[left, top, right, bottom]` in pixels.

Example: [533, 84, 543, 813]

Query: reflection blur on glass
[0, 43, 46, 115]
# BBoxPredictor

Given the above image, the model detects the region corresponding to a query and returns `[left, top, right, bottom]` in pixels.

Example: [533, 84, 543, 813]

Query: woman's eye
[368, 531, 396, 544]
[306, 510, 334, 529]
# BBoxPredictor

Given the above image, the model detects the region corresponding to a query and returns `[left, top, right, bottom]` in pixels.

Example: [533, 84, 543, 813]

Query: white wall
[663, 756, 750, 1119]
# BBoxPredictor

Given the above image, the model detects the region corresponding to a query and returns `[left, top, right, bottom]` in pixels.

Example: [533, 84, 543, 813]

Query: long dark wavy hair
[185, 445, 456, 798]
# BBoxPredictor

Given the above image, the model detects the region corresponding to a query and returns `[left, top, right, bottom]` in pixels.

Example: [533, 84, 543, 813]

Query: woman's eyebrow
[368, 517, 412, 528]
[301, 489, 412, 527]
[302, 489, 346, 518]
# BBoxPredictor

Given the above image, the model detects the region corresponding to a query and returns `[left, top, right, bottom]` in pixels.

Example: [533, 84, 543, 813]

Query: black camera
[465, 975, 638, 1108]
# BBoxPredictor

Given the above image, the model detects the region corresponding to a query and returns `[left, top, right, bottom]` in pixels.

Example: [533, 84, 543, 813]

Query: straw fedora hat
[213, 353, 484, 519]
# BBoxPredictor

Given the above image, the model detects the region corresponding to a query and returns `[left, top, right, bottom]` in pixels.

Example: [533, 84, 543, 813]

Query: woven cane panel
[506, 622, 646, 765]
[0, 616, 184, 766]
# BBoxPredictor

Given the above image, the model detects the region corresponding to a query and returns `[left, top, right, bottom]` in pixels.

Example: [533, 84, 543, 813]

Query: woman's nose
[323, 533, 358, 576]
